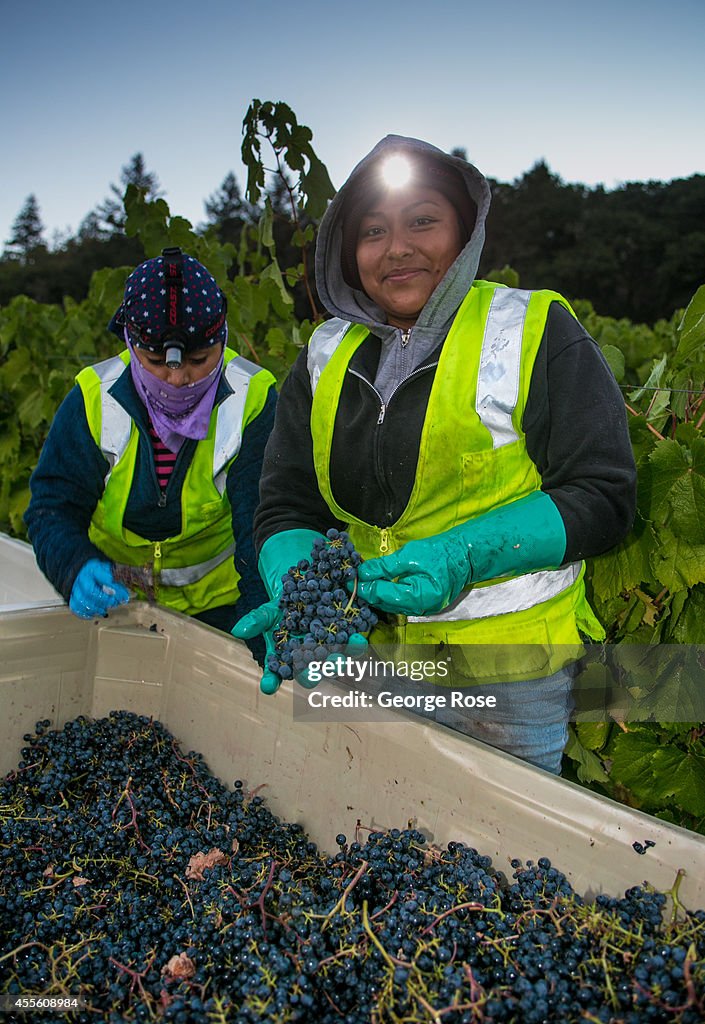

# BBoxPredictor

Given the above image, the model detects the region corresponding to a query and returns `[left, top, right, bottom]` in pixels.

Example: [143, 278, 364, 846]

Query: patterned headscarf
[108, 250, 227, 352]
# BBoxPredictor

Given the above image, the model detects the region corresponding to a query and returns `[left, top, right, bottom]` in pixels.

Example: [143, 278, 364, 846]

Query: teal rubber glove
[69, 559, 131, 619]
[356, 491, 567, 616]
[231, 529, 325, 694]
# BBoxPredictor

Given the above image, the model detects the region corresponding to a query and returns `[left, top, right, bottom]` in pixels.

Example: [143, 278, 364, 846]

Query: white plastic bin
[1, 602, 703, 907]
[0, 533, 62, 610]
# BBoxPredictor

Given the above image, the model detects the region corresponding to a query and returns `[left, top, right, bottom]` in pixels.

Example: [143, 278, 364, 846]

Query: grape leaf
[649, 747, 705, 816]
[563, 727, 610, 784]
[600, 344, 625, 382]
[588, 522, 655, 601]
[575, 721, 611, 751]
[649, 528, 705, 591]
[607, 730, 662, 807]
[668, 585, 705, 642]
[677, 283, 705, 360]
[628, 353, 667, 403]
[649, 438, 705, 543]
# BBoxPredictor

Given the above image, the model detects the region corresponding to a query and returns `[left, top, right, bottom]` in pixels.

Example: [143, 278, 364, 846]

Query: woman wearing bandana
[25, 248, 276, 656]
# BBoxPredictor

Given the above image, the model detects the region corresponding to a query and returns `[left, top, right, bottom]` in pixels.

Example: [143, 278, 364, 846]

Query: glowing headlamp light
[380, 155, 412, 189]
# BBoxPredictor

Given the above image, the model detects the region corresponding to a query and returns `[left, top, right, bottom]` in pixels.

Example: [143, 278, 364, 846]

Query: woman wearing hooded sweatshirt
[234, 138, 636, 772]
[25, 248, 276, 656]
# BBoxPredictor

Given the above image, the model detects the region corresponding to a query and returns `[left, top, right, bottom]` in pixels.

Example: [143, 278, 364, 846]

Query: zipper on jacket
[379, 529, 390, 554]
[157, 490, 167, 508]
[400, 330, 411, 347]
[347, 362, 438, 524]
[153, 541, 162, 599]
[348, 370, 396, 518]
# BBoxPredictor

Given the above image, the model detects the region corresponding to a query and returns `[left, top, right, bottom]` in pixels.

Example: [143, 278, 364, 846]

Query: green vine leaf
[649, 526, 705, 591]
[563, 727, 611, 784]
[575, 721, 612, 752]
[588, 519, 655, 601]
[649, 747, 705, 816]
[668, 585, 705, 642]
[608, 728, 705, 817]
[301, 152, 335, 220]
[649, 438, 705, 543]
[600, 344, 625, 382]
[677, 283, 705, 361]
[607, 729, 663, 808]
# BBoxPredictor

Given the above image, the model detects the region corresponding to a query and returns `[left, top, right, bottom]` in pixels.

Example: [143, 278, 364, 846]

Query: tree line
[2, 151, 704, 325]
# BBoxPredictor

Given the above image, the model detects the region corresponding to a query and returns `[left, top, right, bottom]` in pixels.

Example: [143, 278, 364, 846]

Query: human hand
[356, 493, 569, 617]
[356, 535, 470, 616]
[232, 603, 369, 694]
[231, 600, 282, 694]
[69, 559, 131, 620]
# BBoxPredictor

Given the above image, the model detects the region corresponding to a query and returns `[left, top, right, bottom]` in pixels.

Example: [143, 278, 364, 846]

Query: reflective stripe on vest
[91, 353, 260, 493]
[213, 356, 263, 494]
[477, 288, 531, 448]
[160, 542, 237, 586]
[408, 563, 581, 623]
[92, 357, 132, 479]
[307, 318, 351, 397]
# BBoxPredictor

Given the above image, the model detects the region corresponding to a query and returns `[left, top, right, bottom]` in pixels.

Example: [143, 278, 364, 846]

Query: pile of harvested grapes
[1, 712, 703, 1023]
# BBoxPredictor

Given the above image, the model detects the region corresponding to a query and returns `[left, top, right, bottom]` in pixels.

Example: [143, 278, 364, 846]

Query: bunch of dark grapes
[267, 529, 378, 681]
[1, 713, 704, 1023]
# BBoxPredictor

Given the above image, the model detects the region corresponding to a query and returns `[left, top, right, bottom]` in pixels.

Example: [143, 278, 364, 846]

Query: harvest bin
[0, 532, 62, 611]
[1, 602, 704, 909]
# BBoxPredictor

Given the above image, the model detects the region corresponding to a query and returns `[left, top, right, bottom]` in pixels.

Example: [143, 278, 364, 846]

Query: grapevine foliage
[564, 287, 705, 832]
[1, 712, 704, 1022]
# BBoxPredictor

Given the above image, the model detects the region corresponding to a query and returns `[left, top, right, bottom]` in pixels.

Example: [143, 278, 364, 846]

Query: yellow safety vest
[308, 281, 603, 681]
[76, 348, 274, 616]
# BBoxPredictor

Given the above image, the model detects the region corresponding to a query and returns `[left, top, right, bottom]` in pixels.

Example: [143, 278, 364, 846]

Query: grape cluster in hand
[267, 529, 378, 683]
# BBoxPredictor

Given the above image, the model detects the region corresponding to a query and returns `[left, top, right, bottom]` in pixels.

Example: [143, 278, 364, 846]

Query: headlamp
[381, 155, 412, 189]
[164, 343, 184, 370]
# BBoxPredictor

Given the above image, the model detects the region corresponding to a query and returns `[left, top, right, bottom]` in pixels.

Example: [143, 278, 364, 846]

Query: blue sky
[1, 0, 703, 246]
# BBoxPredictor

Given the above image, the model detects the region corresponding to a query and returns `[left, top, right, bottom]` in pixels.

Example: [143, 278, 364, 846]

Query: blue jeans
[401, 667, 575, 775]
[437, 668, 574, 774]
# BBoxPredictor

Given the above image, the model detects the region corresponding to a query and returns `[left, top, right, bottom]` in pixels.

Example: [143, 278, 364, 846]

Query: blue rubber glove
[69, 559, 131, 620]
[231, 530, 325, 694]
[356, 492, 567, 616]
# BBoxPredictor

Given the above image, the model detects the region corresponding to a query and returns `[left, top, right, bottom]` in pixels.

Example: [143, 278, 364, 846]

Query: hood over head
[315, 135, 492, 338]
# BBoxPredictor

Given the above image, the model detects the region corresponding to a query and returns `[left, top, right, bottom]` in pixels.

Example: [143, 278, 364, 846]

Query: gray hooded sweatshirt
[315, 135, 492, 404]
[254, 137, 636, 562]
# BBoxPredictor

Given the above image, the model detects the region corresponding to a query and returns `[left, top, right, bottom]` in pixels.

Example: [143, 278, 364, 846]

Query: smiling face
[354, 185, 463, 329]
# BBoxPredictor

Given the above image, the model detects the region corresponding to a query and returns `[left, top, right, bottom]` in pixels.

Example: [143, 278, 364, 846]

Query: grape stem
[344, 577, 358, 615]
[419, 901, 487, 936]
[111, 776, 152, 854]
[173, 874, 196, 921]
[319, 860, 369, 931]
[361, 900, 408, 968]
[245, 858, 278, 936]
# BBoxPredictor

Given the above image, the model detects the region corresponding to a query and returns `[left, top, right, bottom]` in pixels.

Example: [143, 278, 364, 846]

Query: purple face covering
[125, 331, 224, 453]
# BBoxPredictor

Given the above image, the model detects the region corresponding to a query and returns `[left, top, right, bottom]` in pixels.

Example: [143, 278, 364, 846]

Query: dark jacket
[25, 364, 276, 630]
